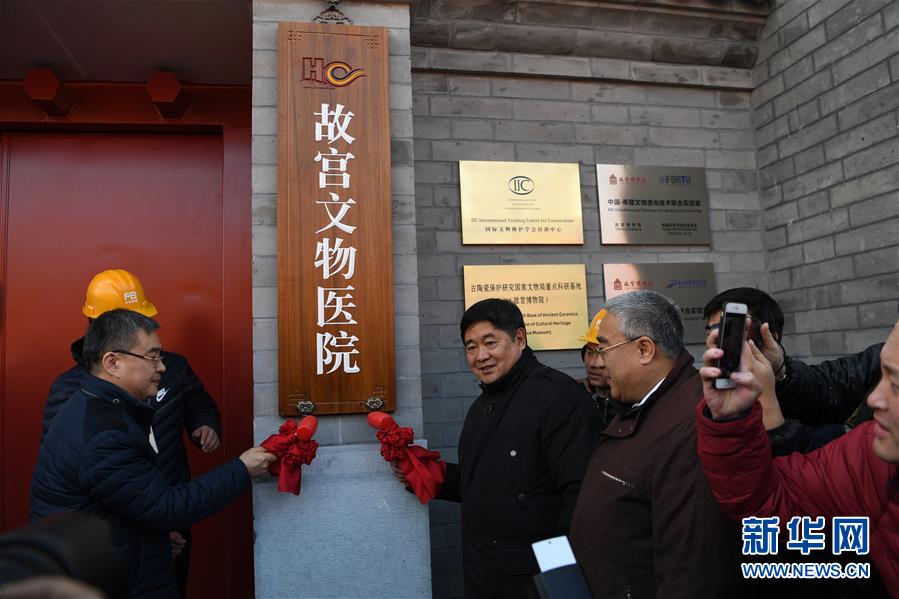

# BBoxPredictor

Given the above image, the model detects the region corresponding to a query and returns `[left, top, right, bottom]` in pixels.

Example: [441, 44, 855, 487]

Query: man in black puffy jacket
[41, 269, 223, 596]
[31, 309, 274, 598]
[431, 299, 600, 598]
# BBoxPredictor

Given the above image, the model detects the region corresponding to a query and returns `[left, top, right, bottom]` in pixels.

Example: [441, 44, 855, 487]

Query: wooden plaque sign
[277, 22, 395, 416]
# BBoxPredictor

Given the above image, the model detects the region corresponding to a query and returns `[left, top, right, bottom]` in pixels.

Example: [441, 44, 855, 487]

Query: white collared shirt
[631, 377, 666, 410]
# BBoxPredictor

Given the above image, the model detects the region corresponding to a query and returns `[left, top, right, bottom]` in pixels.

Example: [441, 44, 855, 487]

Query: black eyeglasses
[112, 349, 164, 368]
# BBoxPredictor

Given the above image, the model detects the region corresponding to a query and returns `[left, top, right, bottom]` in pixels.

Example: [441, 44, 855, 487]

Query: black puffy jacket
[43, 338, 221, 486]
[777, 343, 882, 428]
[438, 347, 600, 597]
[31, 374, 249, 598]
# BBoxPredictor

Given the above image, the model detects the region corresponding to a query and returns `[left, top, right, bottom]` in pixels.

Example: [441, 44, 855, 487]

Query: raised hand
[700, 326, 762, 420]
[191, 425, 220, 453]
[758, 321, 785, 378]
[746, 338, 784, 430]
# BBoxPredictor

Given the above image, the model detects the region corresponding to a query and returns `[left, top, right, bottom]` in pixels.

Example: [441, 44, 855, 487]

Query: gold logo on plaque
[508, 176, 534, 195]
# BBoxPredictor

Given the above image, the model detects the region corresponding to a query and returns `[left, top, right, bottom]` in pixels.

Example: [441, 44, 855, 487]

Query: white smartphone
[715, 302, 748, 390]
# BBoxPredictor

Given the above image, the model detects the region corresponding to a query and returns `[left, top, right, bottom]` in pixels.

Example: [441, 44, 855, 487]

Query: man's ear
[100, 352, 120, 378]
[514, 327, 527, 348]
[638, 337, 656, 364]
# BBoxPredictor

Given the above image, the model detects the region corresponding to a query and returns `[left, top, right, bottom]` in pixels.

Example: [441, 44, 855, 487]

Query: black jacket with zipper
[777, 343, 882, 429]
[42, 338, 222, 487]
[32, 374, 247, 598]
[438, 347, 600, 597]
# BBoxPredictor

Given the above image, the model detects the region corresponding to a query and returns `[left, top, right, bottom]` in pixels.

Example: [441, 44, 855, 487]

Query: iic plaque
[460, 161, 584, 245]
[463, 264, 588, 350]
[602, 262, 716, 345]
[596, 164, 711, 245]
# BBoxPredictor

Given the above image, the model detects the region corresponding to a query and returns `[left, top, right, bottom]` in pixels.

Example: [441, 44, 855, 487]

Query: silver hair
[604, 290, 684, 359]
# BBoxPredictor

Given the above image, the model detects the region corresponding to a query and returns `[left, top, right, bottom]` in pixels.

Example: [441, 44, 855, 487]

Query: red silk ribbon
[368, 411, 446, 504]
[261, 417, 319, 495]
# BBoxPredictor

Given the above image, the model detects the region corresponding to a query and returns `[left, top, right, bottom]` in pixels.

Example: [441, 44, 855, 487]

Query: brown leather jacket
[569, 351, 744, 598]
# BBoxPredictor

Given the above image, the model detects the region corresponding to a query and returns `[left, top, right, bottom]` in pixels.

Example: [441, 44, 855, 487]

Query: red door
[0, 131, 252, 597]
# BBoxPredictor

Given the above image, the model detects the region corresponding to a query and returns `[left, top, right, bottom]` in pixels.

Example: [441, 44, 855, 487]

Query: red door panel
[0, 131, 249, 598]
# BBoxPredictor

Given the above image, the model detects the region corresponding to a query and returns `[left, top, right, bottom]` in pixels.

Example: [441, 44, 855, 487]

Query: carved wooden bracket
[23, 68, 73, 116]
[146, 71, 189, 118]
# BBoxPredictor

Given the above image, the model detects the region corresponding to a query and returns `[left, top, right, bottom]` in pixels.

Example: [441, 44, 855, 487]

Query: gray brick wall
[754, 0, 899, 363]
[414, 62, 762, 597]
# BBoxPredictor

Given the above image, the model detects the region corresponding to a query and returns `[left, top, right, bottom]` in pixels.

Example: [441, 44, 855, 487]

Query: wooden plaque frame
[277, 22, 395, 416]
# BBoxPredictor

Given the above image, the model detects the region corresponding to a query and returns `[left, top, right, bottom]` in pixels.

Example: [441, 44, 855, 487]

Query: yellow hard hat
[578, 308, 607, 345]
[82, 269, 158, 318]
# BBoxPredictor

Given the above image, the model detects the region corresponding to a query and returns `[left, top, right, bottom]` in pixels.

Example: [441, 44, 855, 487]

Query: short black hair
[460, 298, 525, 342]
[83, 309, 160, 369]
[703, 287, 784, 338]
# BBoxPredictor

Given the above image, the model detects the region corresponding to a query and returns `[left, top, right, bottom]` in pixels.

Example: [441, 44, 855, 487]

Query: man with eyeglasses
[31, 309, 275, 598]
[40, 269, 222, 596]
[568, 290, 743, 598]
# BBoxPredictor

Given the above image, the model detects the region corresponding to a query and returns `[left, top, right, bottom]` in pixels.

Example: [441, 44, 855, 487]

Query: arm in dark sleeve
[542, 383, 596, 533]
[776, 344, 883, 425]
[766, 418, 813, 456]
[172, 355, 223, 439]
[42, 367, 85, 442]
[79, 430, 249, 531]
[436, 462, 461, 502]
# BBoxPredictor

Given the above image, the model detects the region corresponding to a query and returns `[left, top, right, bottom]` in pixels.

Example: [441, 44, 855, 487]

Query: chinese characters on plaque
[596, 165, 711, 245]
[313, 107, 359, 376]
[602, 262, 716, 344]
[463, 264, 589, 351]
[277, 22, 395, 415]
[459, 161, 584, 245]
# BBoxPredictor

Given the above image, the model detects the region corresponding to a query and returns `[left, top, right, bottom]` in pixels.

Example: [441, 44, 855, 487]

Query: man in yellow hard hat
[41, 269, 222, 597]
[578, 308, 618, 429]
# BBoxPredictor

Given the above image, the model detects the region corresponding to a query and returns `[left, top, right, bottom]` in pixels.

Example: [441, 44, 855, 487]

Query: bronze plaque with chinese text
[460, 161, 584, 245]
[277, 22, 395, 416]
[463, 264, 588, 350]
[602, 263, 716, 344]
[596, 165, 711, 245]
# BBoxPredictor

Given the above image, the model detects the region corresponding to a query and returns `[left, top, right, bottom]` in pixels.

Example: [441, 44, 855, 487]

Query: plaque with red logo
[277, 22, 395, 416]
[602, 262, 716, 344]
[596, 164, 711, 245]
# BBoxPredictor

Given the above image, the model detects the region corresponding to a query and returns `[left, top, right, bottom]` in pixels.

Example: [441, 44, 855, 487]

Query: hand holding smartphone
[714, 302, 748, 389]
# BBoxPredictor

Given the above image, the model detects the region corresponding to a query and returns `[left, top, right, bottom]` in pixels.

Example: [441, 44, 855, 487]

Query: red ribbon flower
[261, 416, 318, 495]
[368, 411, 446, 504]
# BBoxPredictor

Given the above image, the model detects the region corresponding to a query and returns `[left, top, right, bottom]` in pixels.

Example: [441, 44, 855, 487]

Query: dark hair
[82, 309, 159, 368]
[703, 287, 784, 339]
[460, 298, 525, 341]
[605, 291, 684, 359]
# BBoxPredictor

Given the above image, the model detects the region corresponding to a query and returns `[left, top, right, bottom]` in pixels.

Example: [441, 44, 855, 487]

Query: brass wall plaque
[463, 264, 588, 350]
[602, 263, 716, 344]
[596, 165, 711, 245]
[460, 161, 584, 245]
